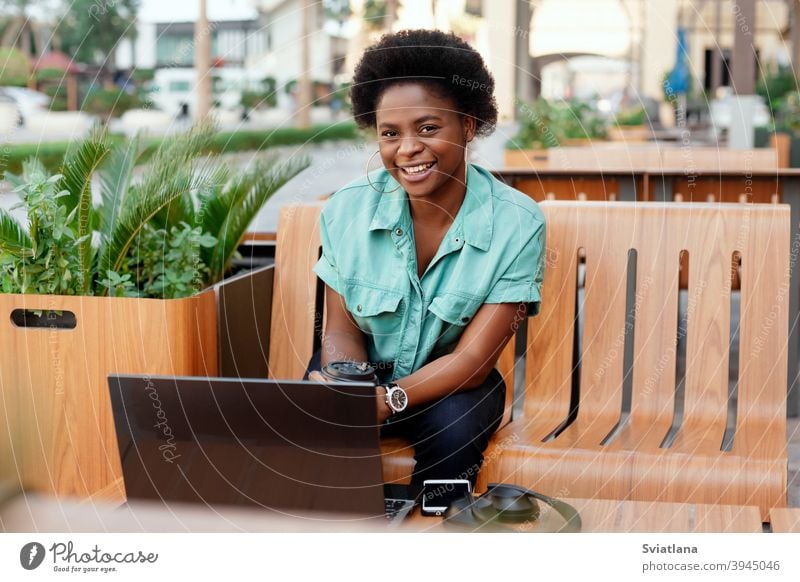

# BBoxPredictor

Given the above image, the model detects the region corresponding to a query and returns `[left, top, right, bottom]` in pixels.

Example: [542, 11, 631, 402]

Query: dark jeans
[304, 351, 506, 487]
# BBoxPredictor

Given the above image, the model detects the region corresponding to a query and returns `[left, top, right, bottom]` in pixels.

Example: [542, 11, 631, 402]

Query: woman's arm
[318, 284, 369, 368]
[390, 301, 525, 407]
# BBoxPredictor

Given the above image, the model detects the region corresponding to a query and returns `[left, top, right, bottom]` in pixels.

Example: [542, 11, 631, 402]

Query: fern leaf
[0, 208, 32, 258]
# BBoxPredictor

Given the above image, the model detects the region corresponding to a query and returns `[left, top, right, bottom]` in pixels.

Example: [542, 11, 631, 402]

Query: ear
[462, 115, 477, 144]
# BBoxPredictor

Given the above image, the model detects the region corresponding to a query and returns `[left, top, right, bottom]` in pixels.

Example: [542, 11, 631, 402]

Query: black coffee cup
[319, 361, 378, 383]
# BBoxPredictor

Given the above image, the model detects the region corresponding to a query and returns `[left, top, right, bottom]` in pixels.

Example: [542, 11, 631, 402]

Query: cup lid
[322, 361, 377, 382]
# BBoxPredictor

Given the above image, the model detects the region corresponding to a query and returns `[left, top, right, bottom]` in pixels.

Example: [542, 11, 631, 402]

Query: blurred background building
[1, 0, 799, 147]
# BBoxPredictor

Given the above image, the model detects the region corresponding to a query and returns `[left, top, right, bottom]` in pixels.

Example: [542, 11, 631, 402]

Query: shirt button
[395, 228, 403, 236]
[461, 316, 470, 323]
[455, 237, 461, 243]
[357, 304, 363, 312]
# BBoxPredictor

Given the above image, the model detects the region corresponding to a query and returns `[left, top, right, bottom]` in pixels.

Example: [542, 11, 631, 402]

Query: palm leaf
[98, 133, 144, 239]
[0, 208, 32, 258]
[151, 192, 198, 231]
[56, 129, 111, 292]
[202, 155, 308, 283]
[95, 127, 226, 291]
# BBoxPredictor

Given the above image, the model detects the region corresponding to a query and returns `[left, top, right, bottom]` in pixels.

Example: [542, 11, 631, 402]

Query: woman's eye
[381, 130, 398, 138]
[420, 125, 438, 133]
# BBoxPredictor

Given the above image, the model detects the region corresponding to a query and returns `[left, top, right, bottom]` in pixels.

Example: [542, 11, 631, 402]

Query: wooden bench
[268, 200, 789, 520]
[479, 201, 789, 521]
[769, 508, 800, 532]
[267, 203, 517, 483]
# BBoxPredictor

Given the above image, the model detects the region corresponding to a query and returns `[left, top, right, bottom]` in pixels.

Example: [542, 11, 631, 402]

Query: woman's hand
[375, 385, 393, 424]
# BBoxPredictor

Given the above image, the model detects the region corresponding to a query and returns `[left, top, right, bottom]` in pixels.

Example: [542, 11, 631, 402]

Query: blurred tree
[324, 0, 351, 30]
[55, 0, 139, 66]
[0, 0, 47, 57]
[0, 46, 30, 85]
[362, 0, 387, 30]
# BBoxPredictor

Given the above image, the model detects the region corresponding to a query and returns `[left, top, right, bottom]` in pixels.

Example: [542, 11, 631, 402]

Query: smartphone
[421, 479, 471, 516]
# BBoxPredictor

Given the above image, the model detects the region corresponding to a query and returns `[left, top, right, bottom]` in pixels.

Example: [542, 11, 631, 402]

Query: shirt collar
[368, 164, 493, 252]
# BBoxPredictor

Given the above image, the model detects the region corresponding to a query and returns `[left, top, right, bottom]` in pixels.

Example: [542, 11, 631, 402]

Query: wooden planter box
[504, 148, 551, 169]
[608, 125, 651, 142]
[0, 291, 219, 501]
[0, 262, 276, 503]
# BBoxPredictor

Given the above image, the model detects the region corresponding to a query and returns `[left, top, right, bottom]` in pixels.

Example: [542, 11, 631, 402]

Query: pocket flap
[428, 294, 482, 325]
[346, 285, 403, 316]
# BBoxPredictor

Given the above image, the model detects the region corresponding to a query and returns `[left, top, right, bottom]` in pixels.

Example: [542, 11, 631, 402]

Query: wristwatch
[382, 383, 408, 414]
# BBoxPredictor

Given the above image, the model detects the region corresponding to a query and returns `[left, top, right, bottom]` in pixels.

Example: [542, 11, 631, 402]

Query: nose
[397, 135, 424, 158]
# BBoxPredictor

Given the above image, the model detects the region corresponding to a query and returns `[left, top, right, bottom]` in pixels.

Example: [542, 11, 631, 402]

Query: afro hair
[350, 29, 498, 136]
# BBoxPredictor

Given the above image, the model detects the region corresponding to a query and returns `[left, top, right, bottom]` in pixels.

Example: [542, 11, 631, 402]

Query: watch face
[389, 387, 407, 411]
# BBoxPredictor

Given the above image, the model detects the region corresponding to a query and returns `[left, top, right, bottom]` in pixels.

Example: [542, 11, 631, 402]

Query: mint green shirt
[313, 163, 545, 381]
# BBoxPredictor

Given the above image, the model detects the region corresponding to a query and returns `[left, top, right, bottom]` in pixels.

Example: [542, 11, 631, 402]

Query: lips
[398, 161, 436, 183]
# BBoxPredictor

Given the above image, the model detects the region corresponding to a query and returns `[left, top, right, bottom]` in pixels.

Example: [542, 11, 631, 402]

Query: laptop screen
[108, 375, 385, 518]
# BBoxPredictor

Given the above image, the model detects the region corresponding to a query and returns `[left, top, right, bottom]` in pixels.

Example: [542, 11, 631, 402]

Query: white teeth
[403, 162, 434, 174]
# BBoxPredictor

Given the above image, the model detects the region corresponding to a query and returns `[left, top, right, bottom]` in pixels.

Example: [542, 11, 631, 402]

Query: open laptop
[107, 375, 420, 525]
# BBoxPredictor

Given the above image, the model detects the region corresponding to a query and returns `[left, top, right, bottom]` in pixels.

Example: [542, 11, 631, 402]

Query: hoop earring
[366, 149, 402, 194]
[464, 142, 469, 186]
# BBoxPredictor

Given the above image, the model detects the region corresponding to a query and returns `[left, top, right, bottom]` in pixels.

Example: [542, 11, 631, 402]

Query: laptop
[107, 374, 420, 525]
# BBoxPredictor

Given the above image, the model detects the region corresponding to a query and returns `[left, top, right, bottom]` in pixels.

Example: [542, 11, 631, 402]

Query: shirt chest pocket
[345, 284, 405, 340]
[427, 294, 483, 349]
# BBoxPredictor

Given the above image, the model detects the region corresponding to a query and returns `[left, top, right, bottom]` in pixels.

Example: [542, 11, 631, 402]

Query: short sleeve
[484, 221, 545, 316]
[312, 210, 344, 295]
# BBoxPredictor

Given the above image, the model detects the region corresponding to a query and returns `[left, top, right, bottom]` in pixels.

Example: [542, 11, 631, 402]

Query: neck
[408, 161, 468, 228]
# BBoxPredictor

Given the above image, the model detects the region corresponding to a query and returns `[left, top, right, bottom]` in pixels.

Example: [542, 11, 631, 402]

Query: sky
[137, 0, 258, 23]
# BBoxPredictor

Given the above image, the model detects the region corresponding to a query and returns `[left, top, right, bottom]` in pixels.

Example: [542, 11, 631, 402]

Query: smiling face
[375, 83, 475, 201]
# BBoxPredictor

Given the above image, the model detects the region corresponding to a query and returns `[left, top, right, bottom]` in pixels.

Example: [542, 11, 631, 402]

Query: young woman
[307, 29, 545, 488]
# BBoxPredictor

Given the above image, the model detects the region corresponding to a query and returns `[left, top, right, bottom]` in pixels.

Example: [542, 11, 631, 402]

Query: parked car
[0, 86, 50, 126]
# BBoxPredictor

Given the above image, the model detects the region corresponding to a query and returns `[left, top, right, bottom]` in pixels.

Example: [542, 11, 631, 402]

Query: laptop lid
[108, 375, 385, 518]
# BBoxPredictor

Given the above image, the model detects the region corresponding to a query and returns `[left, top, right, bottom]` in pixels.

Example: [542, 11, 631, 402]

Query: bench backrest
[269, 203, 517, 426]
[525, 201, 788, 456]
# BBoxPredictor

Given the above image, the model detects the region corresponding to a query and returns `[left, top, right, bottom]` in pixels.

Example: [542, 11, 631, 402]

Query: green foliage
[55, 0, 140, 66]
[0, 47, 30, 86]
[35, 67, 68, 82]
[508, 98, 608, 150]
[130, 222, 217, 299]
[613, 106, 646, 127]
[241, 90, 268, 110]
[41, 83, 68, 111]
[362, 0, 387, 29]
[130, 68, 155, 83]
[81, 88, 144, 118]
[1, 123, 357, 179]
[757, 65, 797, 118]
[0, 171, 86, 295]
[0, 125, 309, 299]
[774, 91, 800, 134]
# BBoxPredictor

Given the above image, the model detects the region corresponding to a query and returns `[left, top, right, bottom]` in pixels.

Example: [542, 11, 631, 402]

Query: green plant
[0, 47, 30, 86]
[757, 65, 797, 118]
[81, 87, 142, 118]
[614, 106, 646, 127]
[775, 91, 800, 134]
[508, 98, 607, 150]
[0, 165, 85, 295]
[0, 125, 309, 299]
[557, 100, 607, 141]
[36, 67, 69, 82]
[42, 84, 68, 111]
[1, 123, 355, 180]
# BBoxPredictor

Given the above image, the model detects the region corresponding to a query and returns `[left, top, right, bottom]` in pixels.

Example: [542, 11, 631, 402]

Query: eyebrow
[378, 114, 445, 129]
